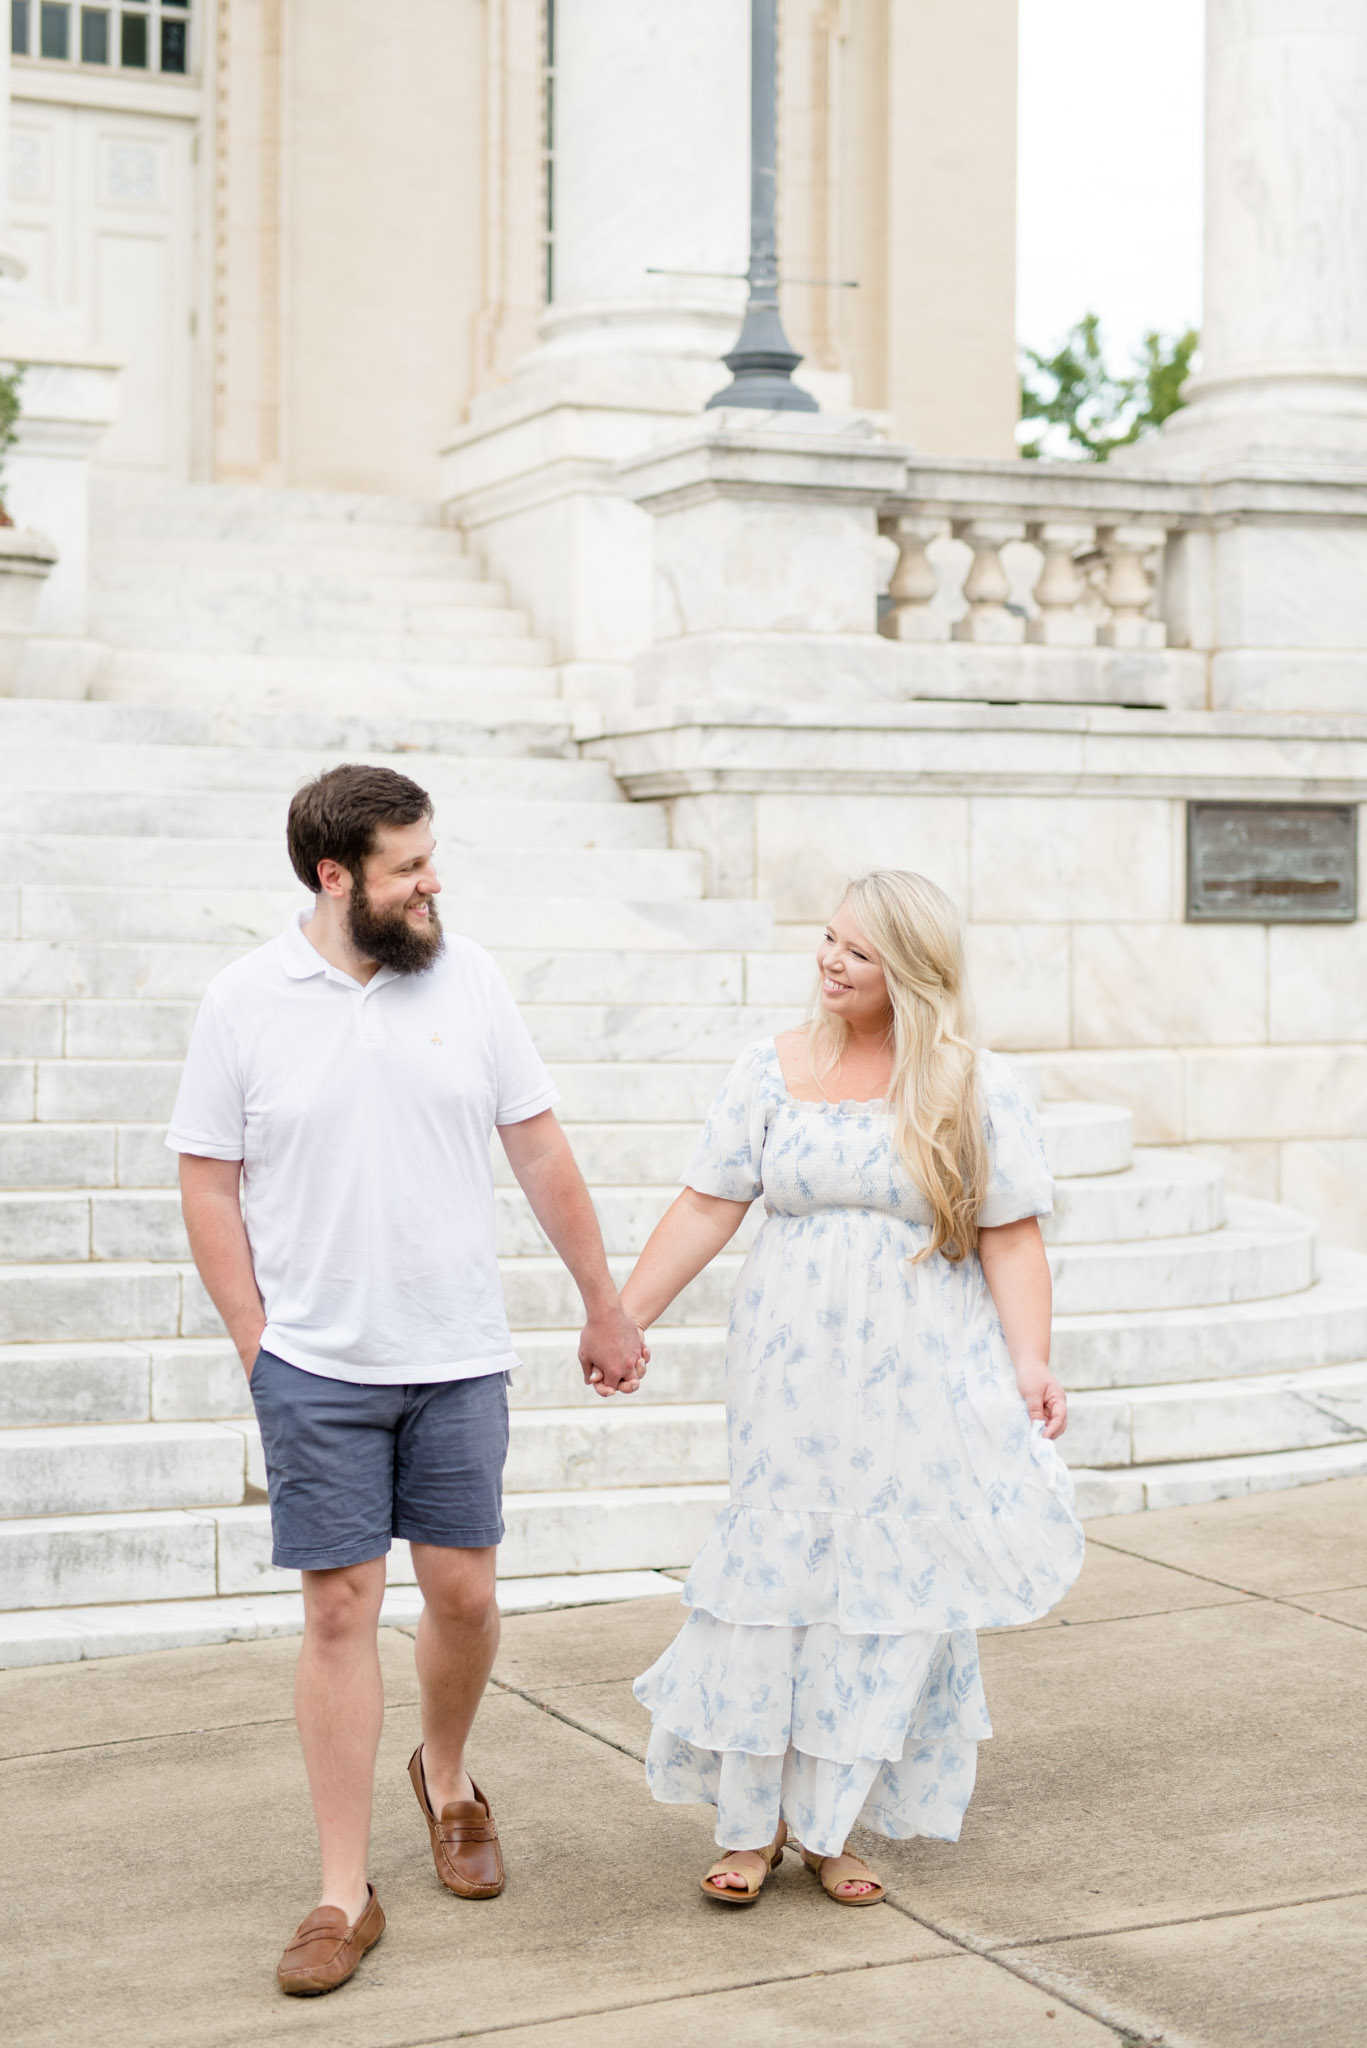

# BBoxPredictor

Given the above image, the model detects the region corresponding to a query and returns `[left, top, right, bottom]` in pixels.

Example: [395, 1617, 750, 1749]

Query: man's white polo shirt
[165, 913, 559, 1385]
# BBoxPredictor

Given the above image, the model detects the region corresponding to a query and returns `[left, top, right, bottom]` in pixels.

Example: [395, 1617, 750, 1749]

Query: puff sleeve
[682, 1039, 780, 1201]
[975, 1051, 1054, 1227]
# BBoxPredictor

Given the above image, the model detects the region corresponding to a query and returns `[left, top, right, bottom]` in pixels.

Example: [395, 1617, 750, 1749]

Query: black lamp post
[706, 0, 818, 412]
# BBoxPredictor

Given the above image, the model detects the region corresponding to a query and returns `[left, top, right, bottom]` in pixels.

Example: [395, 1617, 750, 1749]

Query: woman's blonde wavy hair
[808, 869, 988, 1263]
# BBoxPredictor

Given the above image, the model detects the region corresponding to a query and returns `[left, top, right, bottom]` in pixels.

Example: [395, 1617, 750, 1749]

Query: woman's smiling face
[816, 900, 891, 1028]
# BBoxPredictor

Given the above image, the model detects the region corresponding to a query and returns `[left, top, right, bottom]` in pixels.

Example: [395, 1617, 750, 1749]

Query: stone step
[93, 571, 515, 614]
[9, 891, 769, 951]
[1069, 1438, 1367, 1518]
[500, 1254, 742, 1331]
[93, 543, 486, 581]
[0, 940, 756, 1004]
[0, 1482, 728, 1610]
[0, 791, 663, 847]
[228, 1403, 730, 1501]
[0, 1117, 704, 1194]
[1043, 1151, 1224, 1245]
[545, 1063, 735, 1121]
[2, 998, 786, 1066]
[0, 839, 704, 900]
[0, 1420, 248, 1518]
[95, 592, 534, 639]
[0, 723, 618, 789]
[1037, 1100, 1133, 1178]
[1064, 1359, 1367, 1471]
[90, 489, 459, 545]
[0, 1262, 186, 1344]
[8, 1242, 1367, 1429]
[0, 1056, 739, 1125]
[1046, 1199, 1317, 1314]
[12, 1346, 1364, 1523]
[0, 1182, 753, 1265]
[0, 1252, 741, 1346]
[0, 1325, 731, 1427]
[0, 1573, 682, 1669]
[2, 724, 583, 779]
[0, 1506, 219, 1610]
[95, 622, 554, 665]
[1053, 1246, 1367, 1388]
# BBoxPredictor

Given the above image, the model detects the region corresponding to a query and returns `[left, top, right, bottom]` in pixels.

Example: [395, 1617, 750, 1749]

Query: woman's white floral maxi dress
[633, 1039, 1086, 1858]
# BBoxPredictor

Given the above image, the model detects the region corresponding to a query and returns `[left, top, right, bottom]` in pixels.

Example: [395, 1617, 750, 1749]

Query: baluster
[1025, 520, 1098, 646]
[951, 518, 1026, 644]
[1096, 524, 1167, 648]
[879, 514, 949, 641]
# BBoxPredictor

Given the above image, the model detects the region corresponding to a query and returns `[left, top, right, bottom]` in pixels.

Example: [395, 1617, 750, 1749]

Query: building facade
[4, 0, 1020, 492]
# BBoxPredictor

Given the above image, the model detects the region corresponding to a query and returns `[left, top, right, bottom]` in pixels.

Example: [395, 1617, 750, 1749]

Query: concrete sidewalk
[3, 1482, 1367, 2048]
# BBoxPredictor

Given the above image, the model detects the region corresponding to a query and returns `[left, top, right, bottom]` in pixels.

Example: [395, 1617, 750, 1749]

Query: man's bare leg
[296, 1556, 387, 1922]
[410, 1542, 500, 1811]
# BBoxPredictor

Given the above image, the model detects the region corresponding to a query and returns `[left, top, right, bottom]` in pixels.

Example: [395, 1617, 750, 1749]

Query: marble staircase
[2, 482, 1366, 1667]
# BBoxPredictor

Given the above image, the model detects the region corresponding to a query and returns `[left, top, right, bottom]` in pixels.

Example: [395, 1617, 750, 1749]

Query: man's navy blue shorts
[249, 1348, 510, 1571]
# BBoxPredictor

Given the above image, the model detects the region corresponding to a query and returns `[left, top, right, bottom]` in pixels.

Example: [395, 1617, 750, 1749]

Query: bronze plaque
[1187, 802, 1357, 922]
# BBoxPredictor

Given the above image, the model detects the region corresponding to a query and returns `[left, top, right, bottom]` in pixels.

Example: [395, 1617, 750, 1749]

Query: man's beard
[345, 879, 444, 975]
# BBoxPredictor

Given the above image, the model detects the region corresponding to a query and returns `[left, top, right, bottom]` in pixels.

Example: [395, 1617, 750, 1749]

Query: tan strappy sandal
[700, 1821, 787, 1905]
[798, 1845, 886, 1906]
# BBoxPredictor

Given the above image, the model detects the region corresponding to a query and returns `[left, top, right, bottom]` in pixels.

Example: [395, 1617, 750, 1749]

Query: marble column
[1162, 0, 1367, 464]
[518, 0, 749, 408]
[441, 0, 751, 681]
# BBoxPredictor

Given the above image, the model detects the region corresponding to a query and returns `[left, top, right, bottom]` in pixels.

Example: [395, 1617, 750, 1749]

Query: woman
[622, 870, 1084, 1907]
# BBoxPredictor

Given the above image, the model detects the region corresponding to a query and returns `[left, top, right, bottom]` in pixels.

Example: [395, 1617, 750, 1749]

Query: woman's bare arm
[619, 1188, 753, 1330]
[977, 1216, 1067, 1438]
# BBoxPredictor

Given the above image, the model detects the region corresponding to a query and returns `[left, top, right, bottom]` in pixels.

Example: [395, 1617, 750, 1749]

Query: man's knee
[416, 1546, 498, 1631]
[301, 1560, 385, 1642]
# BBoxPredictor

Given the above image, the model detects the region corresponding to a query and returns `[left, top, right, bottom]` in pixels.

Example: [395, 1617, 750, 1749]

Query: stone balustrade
[877, 459, 1198, 657]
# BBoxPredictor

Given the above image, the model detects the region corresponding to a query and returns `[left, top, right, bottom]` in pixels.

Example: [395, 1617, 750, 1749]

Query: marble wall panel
[654, 499, 877, 638]
[967, 796, 1174, 922]
[753, 794, 968, 924]
[1187, 1142, 1283, 1204]
[1269, 923, 1367, 1043]
[1280, 1140, 1367, 1253]
[1072, 924, 1268, 1048]
[1213, 522, 1367, 649]
[1183, 1048, 1367, 1143]
[1027, 1049, 1185, 1144]
[967, 924, 1070, 1051]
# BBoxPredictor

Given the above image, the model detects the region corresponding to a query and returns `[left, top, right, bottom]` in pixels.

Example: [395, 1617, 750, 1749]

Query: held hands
[1015, 1359, 1068, 1439]
[579, 1297, 650, 1399]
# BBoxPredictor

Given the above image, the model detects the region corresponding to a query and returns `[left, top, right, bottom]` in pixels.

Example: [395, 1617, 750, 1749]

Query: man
[169, 763, 645, 1996]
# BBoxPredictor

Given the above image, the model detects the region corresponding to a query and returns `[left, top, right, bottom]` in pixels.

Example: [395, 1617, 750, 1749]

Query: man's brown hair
[286, 764, 434, 892]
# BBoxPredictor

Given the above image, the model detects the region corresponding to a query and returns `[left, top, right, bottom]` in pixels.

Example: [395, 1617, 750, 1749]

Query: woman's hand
[1014, 1359, 1067, 1439]
[584, 1322, 651, 1397]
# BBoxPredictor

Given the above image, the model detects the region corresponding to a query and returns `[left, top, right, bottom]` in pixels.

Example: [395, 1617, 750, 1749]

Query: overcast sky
[1017, 0, 1205, 367]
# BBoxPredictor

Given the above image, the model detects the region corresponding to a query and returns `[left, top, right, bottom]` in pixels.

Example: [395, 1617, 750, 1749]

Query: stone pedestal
[616, 412, 905, 706]
[0, 523, 56, 692]
[0, 323, 121, 697]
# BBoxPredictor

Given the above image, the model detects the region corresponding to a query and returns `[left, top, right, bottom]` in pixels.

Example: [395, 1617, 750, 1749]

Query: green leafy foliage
[0, 363, 24, 521]
[1019, 313, 1198, 461]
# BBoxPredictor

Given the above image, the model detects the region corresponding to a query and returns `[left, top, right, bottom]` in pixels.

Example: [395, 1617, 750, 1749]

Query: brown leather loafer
[408, 1744, 505, 1898]
[276, 1884, 384, 1996]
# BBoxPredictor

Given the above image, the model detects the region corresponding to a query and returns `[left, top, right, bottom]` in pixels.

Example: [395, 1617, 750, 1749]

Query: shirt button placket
[359, 985, 383, 1050]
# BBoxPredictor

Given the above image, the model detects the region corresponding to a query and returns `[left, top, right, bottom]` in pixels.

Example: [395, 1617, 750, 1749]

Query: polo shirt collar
[281, 910, 398, 993]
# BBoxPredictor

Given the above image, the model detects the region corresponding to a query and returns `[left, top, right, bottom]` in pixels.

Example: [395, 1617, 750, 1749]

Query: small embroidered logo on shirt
[430, 1033, 443, 1046]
